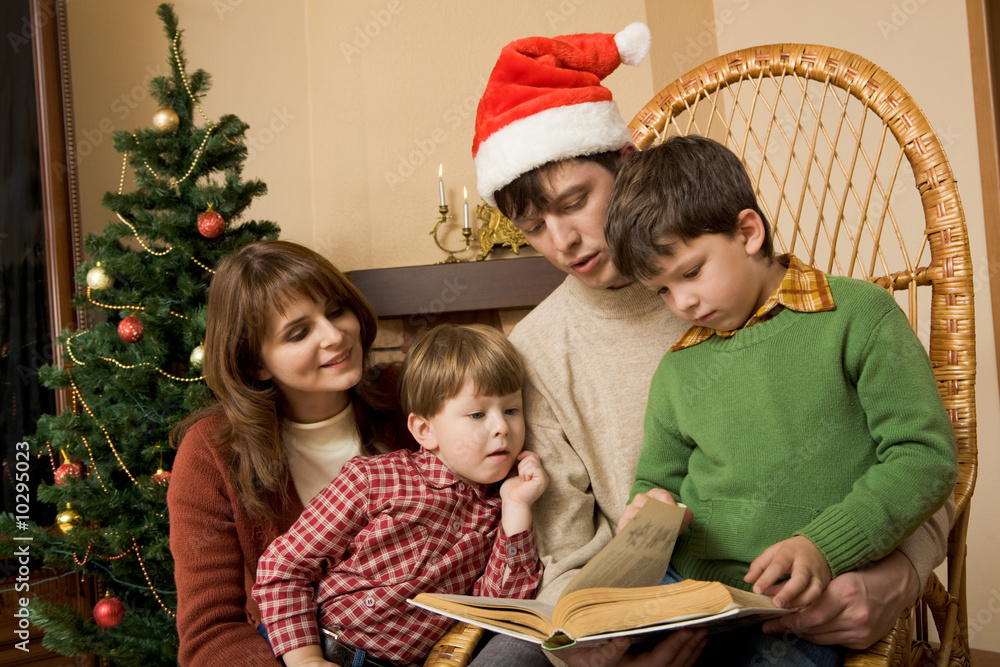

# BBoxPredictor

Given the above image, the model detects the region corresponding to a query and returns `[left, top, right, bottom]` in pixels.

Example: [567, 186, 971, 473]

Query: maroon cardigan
[168, 416, 302, 666]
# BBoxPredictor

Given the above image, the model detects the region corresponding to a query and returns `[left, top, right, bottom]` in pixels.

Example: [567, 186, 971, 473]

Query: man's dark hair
[493, 150, 620, 221]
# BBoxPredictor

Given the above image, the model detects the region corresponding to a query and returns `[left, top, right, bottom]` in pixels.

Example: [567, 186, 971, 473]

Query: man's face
[510, 159, 630, 290]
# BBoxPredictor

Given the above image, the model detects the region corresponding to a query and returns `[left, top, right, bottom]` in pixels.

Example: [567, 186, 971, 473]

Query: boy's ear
[407, 413, 439, 452]
[617, 142, 639, 160]
[736, 209, 767, 256]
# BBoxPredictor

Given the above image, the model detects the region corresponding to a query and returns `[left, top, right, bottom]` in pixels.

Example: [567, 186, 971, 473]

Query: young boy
[253, 324, 547, 667]
[605, 135, 957, 662]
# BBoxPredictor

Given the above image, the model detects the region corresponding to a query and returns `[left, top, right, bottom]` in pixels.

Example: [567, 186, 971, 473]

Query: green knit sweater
[631, 275, 957, 590]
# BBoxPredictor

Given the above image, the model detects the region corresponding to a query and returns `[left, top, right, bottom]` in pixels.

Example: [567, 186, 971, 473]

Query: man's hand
[555, 629, 707, 667]
[617, 489, 692, 532]
[745, 535, 831, 608]
[761, 549, 920, 649]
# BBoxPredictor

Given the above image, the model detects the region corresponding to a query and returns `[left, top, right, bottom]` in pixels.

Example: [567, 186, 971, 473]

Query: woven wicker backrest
[628, 44, 977, 517]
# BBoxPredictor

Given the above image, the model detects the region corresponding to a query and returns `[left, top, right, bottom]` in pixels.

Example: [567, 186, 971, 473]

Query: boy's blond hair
[399, 324, 524, 418]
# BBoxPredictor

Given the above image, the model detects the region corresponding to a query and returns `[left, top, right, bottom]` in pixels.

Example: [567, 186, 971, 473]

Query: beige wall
[66, 0, 998, 651]
[67, 0, 687, 270]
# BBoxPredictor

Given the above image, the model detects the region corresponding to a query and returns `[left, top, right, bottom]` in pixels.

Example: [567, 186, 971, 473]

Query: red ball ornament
[118, 315, 144, 344]
[152, 468, 172, 486]
[197, 207, 225, 238]
[93, 596, 126, 629]
[54, 461, 85, 486]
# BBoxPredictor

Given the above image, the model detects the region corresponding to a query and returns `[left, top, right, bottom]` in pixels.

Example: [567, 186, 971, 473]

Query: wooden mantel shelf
[347, 256, 565, 319]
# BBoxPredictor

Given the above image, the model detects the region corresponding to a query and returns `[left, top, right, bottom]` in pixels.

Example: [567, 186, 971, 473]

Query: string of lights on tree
[53, 30, 222, 628]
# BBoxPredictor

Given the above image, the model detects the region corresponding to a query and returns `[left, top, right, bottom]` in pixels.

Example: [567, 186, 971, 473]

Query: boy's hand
[499, 451, 548, 536]
[500, 451, 548, 506]
[280, 644, 338, 667]
[618, 489, 693, 532]
[745, 535, 832, 609]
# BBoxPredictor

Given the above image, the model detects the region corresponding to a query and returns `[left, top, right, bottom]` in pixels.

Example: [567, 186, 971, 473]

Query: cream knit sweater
[510, 275, 952, 606]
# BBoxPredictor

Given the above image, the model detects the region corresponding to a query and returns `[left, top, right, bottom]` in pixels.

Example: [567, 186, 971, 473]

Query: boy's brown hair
[399, 323, 524, 418]
[605, 135, 773, 281]
[494, 151, 621, 222]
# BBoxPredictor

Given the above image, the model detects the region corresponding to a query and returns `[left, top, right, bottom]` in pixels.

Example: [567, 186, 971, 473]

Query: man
[468, 22, 952, 667]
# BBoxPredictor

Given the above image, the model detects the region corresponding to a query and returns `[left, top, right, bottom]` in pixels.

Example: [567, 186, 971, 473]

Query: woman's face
[257, 295, 364, 423]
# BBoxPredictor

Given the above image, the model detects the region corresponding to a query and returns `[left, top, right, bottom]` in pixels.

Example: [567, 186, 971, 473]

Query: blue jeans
[659, 568, 844, 667]
[467, 633, 550, 666]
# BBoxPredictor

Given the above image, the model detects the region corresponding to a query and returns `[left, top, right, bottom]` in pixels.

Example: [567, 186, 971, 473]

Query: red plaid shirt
[254, 448, 541, 665]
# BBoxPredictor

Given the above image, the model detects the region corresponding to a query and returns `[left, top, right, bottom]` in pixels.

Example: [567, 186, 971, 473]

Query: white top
[285, 404, 361, 505]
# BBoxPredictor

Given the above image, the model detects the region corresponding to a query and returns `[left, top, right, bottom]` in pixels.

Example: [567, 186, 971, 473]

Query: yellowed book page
[560, 499, 686, 597]
[409, 594, 551, 643]
[553, 580, 734, 635]
[723, 585, 781, 610]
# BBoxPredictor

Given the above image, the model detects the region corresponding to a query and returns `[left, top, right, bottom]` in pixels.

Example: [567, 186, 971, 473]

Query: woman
[168, 240, 412, 666]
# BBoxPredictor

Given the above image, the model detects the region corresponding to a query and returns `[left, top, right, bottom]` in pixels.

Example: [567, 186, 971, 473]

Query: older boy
[254, 324, 546, 667]
[605, 135, 956, 664]
[470, 21, 953, 667]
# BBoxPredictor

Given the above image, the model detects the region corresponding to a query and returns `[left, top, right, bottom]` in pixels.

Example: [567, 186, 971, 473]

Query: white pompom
[615, 22, 651, 67]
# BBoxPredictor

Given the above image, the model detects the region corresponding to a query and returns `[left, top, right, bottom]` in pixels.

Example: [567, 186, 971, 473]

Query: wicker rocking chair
[424, 44, 977, 667]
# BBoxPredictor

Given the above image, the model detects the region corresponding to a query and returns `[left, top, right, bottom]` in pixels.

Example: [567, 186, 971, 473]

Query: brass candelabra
[430, 204, 475, 263]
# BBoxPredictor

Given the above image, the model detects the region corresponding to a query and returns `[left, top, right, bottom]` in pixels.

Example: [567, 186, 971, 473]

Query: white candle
[438, 164, 445, 207]
[463, 187, 470, 229]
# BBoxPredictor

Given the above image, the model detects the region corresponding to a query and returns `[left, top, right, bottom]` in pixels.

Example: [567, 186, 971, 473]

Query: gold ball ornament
[86, 264, 113, 290]
[152, 107, 180, 133]
[189, 344, 205, 369]
[56, 503, 82, 533]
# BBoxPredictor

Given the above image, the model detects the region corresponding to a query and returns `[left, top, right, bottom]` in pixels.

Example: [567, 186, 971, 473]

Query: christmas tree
[0, 4, 279, 664]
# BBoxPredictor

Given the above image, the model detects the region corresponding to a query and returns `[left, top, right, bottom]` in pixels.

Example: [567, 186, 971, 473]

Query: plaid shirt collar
[410, 447, 497, 501]
[670, 254, 835, 351]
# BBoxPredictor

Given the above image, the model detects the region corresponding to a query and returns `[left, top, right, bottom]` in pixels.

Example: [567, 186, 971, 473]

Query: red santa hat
[473, 22, 651, 205]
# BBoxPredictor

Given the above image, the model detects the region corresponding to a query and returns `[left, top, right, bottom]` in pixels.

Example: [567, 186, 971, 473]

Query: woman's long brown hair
[171, 240, 409, 520]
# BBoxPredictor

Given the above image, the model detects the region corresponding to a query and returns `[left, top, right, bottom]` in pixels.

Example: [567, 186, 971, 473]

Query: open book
[409, 500, 791, 650]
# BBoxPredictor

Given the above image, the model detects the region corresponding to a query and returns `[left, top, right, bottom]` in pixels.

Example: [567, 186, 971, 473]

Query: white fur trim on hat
[615, 22, 651, 67]
[474, 101, 630, 205]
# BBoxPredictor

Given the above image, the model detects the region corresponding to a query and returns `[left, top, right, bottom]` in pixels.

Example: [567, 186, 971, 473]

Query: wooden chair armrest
[424, 622, 485, 667]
